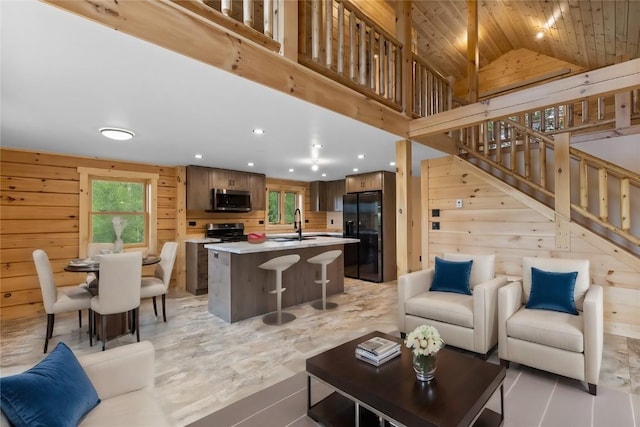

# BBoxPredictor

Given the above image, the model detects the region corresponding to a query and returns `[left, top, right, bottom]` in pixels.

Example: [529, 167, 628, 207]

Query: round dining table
[64, 255, 161, 276]
[64, 254, 161, 341]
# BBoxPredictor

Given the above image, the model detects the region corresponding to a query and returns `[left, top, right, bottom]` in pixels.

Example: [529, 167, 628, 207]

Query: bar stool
[307, 250, 342, 310]
[259, 254, 300, 325]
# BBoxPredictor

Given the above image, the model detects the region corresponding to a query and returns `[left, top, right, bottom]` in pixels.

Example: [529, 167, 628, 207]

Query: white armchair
[398, 253, 508, 359]
[498, 257, 603, 395]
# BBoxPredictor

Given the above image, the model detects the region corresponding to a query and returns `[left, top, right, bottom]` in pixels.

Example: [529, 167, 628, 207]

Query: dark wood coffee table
[306, 331, 505, 427]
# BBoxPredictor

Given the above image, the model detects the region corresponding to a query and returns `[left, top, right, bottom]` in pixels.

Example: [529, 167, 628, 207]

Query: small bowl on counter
[247, 232, 267, 244]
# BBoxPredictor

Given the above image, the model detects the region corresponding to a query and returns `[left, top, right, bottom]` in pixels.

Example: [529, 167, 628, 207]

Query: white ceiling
[1, 1, 445, 182]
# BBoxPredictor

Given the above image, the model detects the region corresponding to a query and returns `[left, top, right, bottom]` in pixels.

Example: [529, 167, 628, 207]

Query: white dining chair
[32, 249, 93, 353]
[140, 242, 178, 322]
[82, 242, 116, 290]
[89, 252, 142, 351]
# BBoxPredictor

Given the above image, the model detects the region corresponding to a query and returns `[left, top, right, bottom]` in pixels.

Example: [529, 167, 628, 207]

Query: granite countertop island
[205, 236, 358, 323]
[203, 236, 358, 254]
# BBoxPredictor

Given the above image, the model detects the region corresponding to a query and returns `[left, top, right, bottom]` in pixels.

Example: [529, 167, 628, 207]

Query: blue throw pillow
[430, 257, 473, 295]
[526, 267, 579, 315]
[0, 342, 100, 427]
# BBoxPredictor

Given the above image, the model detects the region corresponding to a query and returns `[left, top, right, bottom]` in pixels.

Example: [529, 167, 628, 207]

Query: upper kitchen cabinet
[326, 179, 345, 211]
[345, 172, 383, 193]
[186, 165, 212, 211]
[186, 165, 266, 211]
[210, 169, 249, 190]
[309, 179, 345, 212]
[309, 181, 327, 212]
[247, 173, 266, 210]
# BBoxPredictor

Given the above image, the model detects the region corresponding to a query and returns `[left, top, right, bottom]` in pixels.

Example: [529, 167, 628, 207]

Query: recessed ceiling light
[390, 161, 396, 166]
[247, 162, 254, 167]
[353, 168, 359, 172]
[311, 164, 319, 171]
[99, 127, 135, 141]
[322, 173, 327, 177]
[253, 128, 265, 135]
[194, 154, 203, 159]
[357, 154, 365, 159]
[312, 143, 323, 149]
[289, 168, 294, 172]
[536, 31, 544, 39]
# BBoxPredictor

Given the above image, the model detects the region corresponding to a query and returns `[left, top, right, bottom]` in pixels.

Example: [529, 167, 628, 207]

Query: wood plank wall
[0, 148, 178, 321]
[423, 156, 640, 338]
[1, 149, 330, 322]
[454, 48, 585, 99]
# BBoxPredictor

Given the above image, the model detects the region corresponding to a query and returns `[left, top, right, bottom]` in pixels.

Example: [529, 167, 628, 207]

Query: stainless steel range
[206, 223, 248, 242]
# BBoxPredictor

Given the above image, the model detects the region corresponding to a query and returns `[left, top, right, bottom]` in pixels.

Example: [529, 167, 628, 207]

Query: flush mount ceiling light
[289, 168, 294, 172]
[99, 127, 135, 141]
[311, 163, 319, 172]
[247, 162, 254, 167]
[357, 154, 365, 159]
[194, 154, 203, 159]
[353, 168, 359, 172]
[322, 173, 327, 177]
[536, 31, 544, 39]
[253, 128, 265, 135]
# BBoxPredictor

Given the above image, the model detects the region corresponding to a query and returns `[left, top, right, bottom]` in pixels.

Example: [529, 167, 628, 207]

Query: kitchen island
[204, 236, 358, 323]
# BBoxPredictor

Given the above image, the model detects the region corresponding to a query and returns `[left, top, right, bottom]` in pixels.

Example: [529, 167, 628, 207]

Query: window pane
[283, 192, 296, 224]
[92, 180, 144, 212]
[268, 191, 280, 224]
[92, 214, 145, 244]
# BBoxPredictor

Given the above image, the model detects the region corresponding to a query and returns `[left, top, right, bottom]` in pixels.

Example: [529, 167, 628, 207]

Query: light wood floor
[1, 278, 638, 426]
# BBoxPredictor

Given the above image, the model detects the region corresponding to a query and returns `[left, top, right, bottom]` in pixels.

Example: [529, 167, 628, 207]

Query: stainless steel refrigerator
[343, 191, 383, 282]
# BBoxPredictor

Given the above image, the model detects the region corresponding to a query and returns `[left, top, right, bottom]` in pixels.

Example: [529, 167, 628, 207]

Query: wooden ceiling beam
[42, 0, 409, 138]
[409, 58, 640, 138]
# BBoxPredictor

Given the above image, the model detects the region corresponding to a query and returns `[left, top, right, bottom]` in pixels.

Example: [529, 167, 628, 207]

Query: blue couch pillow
[430, 257, 473, 295]
[526, 267, 579, 315]
[0, 342, 100, 427]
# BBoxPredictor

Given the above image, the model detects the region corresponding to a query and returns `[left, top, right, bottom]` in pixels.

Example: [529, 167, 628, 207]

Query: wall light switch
[456, 199, 463, 208]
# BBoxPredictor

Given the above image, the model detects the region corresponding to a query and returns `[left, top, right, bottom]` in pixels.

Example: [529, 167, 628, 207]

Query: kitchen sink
[270, 237, 316, 242]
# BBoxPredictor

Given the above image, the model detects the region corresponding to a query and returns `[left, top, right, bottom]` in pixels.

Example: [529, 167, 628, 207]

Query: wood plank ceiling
[410, 0, 640, 81]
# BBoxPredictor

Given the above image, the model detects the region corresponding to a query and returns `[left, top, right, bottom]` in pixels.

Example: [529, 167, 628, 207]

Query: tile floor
[0, 278, 638, 426]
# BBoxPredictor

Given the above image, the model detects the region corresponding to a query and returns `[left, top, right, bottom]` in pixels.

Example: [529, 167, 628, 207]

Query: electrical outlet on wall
[456, 199, 463, 208]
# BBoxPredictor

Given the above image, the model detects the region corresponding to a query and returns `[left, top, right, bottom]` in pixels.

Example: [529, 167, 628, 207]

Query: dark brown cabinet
[345, 172, 382, 193]
[309, 179, 345, 212]
[186, 166, 212, 211]
[186, 242, 209, 295]
[186, 166, 266, 211]
[326, 179, 345, 211]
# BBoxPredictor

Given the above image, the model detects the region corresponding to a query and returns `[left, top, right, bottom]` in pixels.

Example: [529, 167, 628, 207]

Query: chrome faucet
[293, 208, 302, 240]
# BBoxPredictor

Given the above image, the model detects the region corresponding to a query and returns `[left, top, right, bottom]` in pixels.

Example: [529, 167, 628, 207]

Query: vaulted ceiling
[410, 0, 640, 81]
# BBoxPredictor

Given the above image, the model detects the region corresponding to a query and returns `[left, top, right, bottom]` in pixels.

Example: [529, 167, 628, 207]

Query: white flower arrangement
[404, 325, 445, 356]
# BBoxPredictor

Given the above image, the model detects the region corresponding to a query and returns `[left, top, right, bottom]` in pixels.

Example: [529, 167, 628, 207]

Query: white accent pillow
[443, 253, 495, 289]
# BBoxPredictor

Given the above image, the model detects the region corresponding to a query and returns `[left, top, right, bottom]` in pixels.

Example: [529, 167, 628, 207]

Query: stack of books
[355, 336, 401, 366]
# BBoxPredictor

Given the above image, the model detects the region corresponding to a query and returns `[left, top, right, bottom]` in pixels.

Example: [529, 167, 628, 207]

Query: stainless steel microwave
[209, 189, 252, 212]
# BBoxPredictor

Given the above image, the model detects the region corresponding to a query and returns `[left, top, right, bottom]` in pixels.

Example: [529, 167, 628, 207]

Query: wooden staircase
[449, 88, 640, 256]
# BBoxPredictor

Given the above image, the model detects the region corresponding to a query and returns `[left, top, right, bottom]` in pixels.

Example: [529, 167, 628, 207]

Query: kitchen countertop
[184, 238, 222, 244]
[204, 236, 358, 254]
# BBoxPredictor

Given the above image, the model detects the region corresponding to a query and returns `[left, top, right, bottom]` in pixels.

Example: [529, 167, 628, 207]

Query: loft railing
[298, 0, 404, 111]
[411, 54, 454, 118]
[170, 0, 281, 51]
[452, 88, 640, 252]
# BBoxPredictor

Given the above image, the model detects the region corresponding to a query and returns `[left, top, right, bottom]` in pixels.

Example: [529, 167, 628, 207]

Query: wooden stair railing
[453, 87, 640, 254]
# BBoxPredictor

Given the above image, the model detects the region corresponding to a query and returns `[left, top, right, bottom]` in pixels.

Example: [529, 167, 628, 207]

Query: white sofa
[1, 341, 172, 426]
[398, 253, 508, 358]
[498, 257, 603, 395]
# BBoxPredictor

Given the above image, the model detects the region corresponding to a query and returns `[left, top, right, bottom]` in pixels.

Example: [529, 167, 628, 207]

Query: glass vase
[413, 353, 437, 382]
